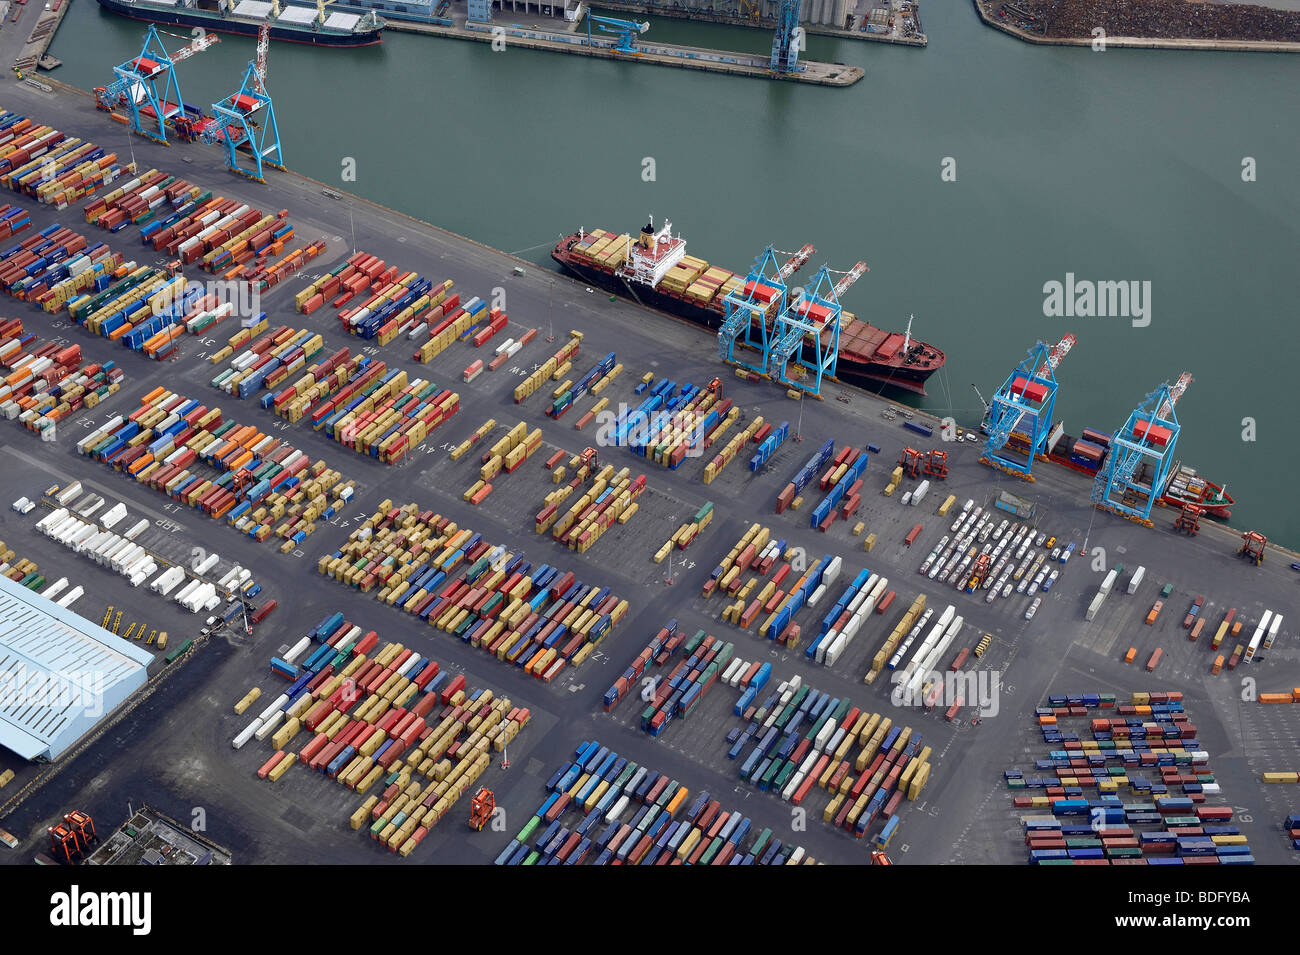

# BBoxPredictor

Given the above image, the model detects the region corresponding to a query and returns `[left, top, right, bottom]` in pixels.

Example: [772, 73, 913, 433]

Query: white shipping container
[56, 586, 83, 608]
[1086, 592, 1105, 621]
[1127, 565, 1145, 594]
[254, 711, 284, 740]
[41, 577, 69, 599]
[1099, 569, 1118, 596]
[124, 518, 151, 540]
[194, 551, 220, 576]
[913, 479, 930, 504]
[808, 583, 826, 608]
[232, 718, 263, 749]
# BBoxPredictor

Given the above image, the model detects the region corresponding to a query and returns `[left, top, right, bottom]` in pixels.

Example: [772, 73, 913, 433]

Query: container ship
[552, 221, 946, 395]
[1007, 424, 1234, 519]
[96, 0, 385, 47]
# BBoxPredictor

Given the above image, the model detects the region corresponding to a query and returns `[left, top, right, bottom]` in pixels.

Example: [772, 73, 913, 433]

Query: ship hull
[553, 239, 940, 396]
[96, 0, 383, 46]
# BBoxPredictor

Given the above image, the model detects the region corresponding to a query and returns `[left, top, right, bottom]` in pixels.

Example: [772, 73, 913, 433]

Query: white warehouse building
[0, 574, 152, 762]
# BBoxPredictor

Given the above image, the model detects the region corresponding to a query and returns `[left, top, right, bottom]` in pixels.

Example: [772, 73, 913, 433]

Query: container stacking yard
[0, 84, 1296, 868]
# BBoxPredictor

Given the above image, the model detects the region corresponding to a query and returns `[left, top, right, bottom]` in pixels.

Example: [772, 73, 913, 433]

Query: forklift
[468, 788, 496, 831]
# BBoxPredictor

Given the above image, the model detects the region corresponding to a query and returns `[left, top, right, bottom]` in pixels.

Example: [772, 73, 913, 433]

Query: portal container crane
[99, 26, 219, 144]
[981, 334, 1076, 482]
[1091, 372, 1192, 526]
[211, 23, 284, 181]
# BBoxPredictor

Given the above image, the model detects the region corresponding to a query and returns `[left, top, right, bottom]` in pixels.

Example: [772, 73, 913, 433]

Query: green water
[50, 1, 1300, 544]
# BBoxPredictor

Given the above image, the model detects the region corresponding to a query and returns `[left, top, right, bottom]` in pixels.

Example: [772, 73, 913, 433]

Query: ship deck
[0, 82, 1296, 867]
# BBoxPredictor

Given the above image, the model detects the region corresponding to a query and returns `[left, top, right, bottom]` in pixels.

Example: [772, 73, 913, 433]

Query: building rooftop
[0, 574, 152, 761]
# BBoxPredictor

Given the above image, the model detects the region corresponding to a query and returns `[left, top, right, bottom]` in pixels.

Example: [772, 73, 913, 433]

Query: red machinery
[898, 447, 923, 479]
[469, 788, 496, 831]
[923, 449, 949, 480]
[47, 810, 97, 864]
[1174, 504, 1203, 536]
[1238, 531, 1266, 566]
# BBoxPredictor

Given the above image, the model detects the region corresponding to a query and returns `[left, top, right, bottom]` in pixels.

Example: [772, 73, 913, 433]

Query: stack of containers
[652, 502, 714, 563]
[702, 414, 764, 484]
[512, 335, 581, 403]
[541, 464, 647, 553]
[496, 742, 813, 866]
[77, 387, 354, 552]
[810, 446, 868, 531]
[1011, 690, 1252, 864]
[806, 569, 890, 666]
[236, 612, 532, 857]
[0, 323, 126, 435]
[548, 352, 616, 420]
[317, 501, 629, 680]
[775, 439, 835, 513]
[602, 620, 687, 712]
[637, 631, 733, 736]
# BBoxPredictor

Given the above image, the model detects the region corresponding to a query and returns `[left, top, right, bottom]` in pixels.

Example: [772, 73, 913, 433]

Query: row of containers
[110, 171, 322, 293]
[705, 523, 845, 646]
[232, 612, 531, 857]
[0, 209, 263, 361]
[0, 112, 137, 205]
[603, 623, 737, 736]
[90, 173, 298, 279]
[208, 320, 461, 464]
[547, 352, 619, 422]
[76, 387, 354, 553]
[600, 620, 930, 848]
[495, 741, 812, 866]
[534, 463, 648, 554]
[600, 373, 735, 469]
[726, 673, 929, 846]
[299, 252, 538, 374]
[0, 320, 124, 440]
[0, 543, 48, 596]
[701, 410, 770, 484]
[317, 500, 629, 680]
[1008, 691, 1256, 864]
[34, 500, 270, 617]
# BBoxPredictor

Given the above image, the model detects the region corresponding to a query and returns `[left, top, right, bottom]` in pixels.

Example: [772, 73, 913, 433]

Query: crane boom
[254, 23, 269, 90]
[169, 33, 220, 64]
[1157, 372, 1193, 420]
[830, 260, 869, 299]
[776, 244, 815, 280]
[1035, 333, 1077, 378]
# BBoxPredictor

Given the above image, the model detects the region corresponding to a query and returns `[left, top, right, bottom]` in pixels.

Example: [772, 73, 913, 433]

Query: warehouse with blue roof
[0, 574, 152, 762]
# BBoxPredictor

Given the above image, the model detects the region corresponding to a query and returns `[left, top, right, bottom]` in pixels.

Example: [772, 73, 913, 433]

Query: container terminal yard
[0, 76, 1295, 875]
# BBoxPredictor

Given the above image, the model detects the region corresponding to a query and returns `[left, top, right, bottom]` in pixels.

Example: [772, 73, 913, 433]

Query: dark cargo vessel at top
[552, 220, 946, 396]
[96, 0, 384, 47]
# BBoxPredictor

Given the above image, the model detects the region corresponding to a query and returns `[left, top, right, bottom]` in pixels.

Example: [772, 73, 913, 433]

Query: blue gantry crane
[771, 0, 803, 73]
[766, 260, 868, 397]
[981, 334, 1076, 482]
[210, 24, 283, 182]
[717, 244, 814, 376]
[587, 14, 651, 52]
[98, 26, 219, 144]
[1091, 372, 1192, 526]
